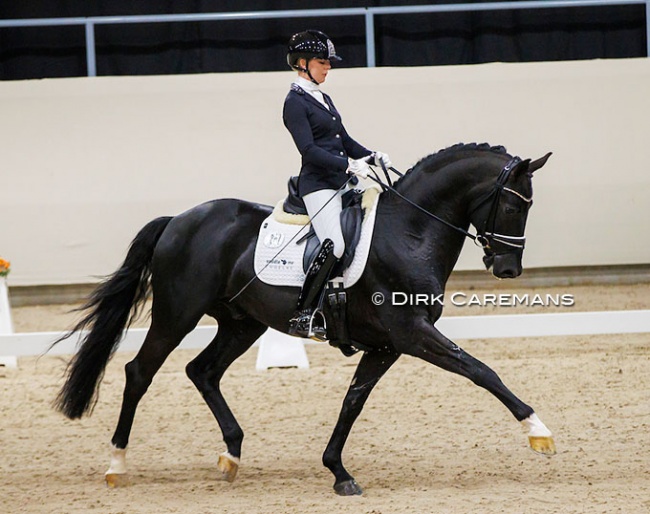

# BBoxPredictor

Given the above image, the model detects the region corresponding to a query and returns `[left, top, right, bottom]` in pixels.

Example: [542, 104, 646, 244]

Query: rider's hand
[347, 157, 371, 179]
[373, 151, 392, 169]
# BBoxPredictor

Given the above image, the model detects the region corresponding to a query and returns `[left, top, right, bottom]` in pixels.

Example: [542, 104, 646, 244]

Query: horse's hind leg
[185, 314, 267, 483]
[106, 318, 199, 487]
[403, 319, 556, 455]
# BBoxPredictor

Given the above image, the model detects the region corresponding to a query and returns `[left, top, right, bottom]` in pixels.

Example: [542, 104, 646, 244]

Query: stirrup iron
[288, 309, 327, 341]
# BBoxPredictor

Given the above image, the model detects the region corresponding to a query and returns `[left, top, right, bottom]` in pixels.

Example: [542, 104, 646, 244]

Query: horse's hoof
[334, 479, 363, 496]
[217, 452, 240, 483]
[529, 435, 557, 456]
[105, 473, 130, 488]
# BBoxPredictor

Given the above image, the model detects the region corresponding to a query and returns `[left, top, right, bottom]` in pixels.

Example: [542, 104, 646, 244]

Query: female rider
[283, 30, 391, 338]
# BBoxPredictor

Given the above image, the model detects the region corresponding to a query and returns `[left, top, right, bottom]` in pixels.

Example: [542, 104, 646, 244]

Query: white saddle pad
[253, 187, 381, 288]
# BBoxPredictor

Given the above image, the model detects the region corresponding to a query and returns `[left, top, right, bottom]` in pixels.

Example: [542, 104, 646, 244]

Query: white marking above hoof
[105, 444, 129, 487]
[521, 413, 553, 437]
[106, 444, 127, 474]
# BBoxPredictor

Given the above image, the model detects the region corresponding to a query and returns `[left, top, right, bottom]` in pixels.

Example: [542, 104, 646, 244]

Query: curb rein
[367, 156, 530, 253]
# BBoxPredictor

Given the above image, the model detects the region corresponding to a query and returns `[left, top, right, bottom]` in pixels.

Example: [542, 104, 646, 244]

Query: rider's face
[300, 58, 331, 84]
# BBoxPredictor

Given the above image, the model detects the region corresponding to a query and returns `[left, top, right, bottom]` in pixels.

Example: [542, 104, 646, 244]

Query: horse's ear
[528, 152, 552, 174]
[511, 158, 531, 177]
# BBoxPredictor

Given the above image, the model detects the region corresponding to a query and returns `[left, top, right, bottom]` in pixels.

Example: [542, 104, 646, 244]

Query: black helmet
[287, 30, 342, 70]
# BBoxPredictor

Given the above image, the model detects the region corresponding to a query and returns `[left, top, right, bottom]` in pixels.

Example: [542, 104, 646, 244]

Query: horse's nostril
[498, 269, 517, 279]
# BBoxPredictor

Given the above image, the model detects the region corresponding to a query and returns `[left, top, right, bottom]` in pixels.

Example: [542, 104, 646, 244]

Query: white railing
[2, 310, 649, 358]
[1, 0, 648, 76]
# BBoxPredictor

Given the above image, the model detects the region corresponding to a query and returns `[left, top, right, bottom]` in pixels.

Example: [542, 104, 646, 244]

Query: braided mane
[395, 142, 510, 185]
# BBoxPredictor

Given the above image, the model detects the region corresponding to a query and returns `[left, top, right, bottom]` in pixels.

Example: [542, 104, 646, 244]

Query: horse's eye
[505, 206, 519, 215]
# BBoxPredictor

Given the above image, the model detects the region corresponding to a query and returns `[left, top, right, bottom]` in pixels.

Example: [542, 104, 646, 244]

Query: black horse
[53, 143, 554, 496]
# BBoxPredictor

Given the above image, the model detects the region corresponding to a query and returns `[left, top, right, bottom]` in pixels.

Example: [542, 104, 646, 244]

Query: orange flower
[0, 258, 10, 277]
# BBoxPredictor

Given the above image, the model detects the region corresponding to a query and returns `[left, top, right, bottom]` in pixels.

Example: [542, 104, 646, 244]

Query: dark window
[0, 2, 646, 80]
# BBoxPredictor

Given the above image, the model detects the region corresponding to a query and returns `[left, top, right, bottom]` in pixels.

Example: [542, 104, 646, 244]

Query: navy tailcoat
[283, 84, 371, 197]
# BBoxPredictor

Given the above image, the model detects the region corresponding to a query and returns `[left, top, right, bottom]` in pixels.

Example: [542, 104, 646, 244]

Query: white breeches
[303, 188, 346, 259]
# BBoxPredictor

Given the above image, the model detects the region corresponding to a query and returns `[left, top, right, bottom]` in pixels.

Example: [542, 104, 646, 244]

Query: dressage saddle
[282, 176, 364, 275]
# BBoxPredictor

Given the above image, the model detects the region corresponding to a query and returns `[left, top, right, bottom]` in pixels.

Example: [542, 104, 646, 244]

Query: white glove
[347, 157, 371, 179]
[373, 151, 392, 169]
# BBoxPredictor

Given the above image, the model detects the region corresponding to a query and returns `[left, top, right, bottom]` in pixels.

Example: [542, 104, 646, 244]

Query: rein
[366, 173, 487, 247]
[369, 156, 526, 251]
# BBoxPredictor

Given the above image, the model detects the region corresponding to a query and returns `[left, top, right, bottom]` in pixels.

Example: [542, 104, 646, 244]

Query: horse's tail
[53, 216, 173, 419]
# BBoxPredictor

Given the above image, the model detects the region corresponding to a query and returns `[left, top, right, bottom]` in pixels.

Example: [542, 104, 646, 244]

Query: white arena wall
[1, 58, 649, 287]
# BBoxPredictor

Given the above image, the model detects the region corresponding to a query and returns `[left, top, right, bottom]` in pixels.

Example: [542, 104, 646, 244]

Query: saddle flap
[301, 193, 364, 274]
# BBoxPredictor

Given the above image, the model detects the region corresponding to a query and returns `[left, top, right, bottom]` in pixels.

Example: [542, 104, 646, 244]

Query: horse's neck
[376, 157, 495, 284]
[392, 158, 489, 227]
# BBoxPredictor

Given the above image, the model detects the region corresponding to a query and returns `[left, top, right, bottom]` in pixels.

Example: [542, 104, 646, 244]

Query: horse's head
[470, 152, 552, 279]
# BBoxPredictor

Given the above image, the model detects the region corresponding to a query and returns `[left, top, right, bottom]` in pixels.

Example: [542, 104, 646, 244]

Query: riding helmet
[286, 30, 342, 70]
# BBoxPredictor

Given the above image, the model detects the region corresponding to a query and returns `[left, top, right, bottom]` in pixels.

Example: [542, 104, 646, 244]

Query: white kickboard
[0, 277, 16, 368]
[0, 355, 18, 369]
[255, 328, 310, 370]
[0, 277, 14, 335]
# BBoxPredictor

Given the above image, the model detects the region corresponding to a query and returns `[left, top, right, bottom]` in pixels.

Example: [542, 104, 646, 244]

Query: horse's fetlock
[224, 427, 244, 450]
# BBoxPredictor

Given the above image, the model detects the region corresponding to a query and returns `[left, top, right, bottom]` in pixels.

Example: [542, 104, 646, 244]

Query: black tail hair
[52, 216, 173, 419]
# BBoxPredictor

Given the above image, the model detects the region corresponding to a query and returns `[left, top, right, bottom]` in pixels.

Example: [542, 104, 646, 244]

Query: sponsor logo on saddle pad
[263, 232, 285, 249]
[253, 188, 381, 288]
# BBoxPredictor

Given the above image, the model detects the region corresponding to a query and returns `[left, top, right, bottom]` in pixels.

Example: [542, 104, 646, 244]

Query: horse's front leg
[322, 349, 400, 496]
[402, 316, 556, 455]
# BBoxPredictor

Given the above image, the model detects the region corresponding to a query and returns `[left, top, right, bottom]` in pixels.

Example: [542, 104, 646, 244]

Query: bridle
[467, 156, 532, 254]
[368, 156, 532, 254]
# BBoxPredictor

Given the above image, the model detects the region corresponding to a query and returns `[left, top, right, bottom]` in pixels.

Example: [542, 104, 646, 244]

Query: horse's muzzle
[485, 253, 522, 279]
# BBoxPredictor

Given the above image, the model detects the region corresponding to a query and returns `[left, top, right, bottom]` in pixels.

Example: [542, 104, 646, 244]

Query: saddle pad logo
[263, 232, 285, 248]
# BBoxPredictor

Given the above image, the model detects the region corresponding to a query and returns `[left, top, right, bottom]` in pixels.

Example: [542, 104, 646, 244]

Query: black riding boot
[288, 239, 338, 340]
